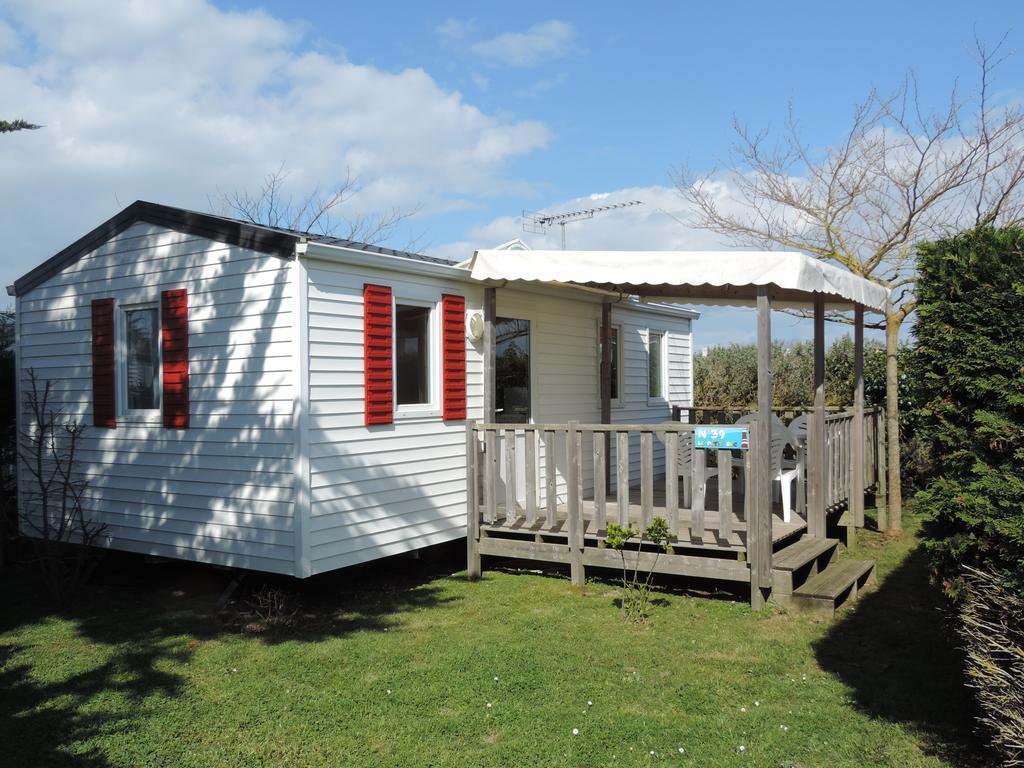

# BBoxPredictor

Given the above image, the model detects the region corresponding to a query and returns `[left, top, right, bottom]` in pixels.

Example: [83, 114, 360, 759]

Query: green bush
[912, 227, 1024, 597]
[693, 337, 893, 408]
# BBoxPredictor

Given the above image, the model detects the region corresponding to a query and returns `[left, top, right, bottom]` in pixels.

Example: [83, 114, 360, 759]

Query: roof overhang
[469, 249, 889, 312]
[9, 200, 300, 297]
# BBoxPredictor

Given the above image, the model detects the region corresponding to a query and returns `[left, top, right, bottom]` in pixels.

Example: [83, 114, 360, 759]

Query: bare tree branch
[210, 163, 423, 248]
[674, 40, 1024, 532]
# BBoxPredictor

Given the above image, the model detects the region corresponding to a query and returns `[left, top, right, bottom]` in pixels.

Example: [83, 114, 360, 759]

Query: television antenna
[523, 200, 642, 249]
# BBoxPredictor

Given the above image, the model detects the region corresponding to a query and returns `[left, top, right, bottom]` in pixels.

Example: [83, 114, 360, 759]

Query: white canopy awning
[468, 249, 889, 311]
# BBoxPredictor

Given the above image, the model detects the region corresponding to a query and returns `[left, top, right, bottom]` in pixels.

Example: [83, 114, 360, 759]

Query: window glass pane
[396, 305, 430, 405]
[495, 317, 530, 423]
[126, 308, 159, 410]
[648, 331, 663, 398]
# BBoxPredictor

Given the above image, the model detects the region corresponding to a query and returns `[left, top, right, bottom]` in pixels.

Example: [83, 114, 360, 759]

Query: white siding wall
[609, 304, 694, 489]
[477, 292, 694, 505]
[16, 222, 298, 574]
[304, 257, 484, 574]
[496, 288, 602, 501]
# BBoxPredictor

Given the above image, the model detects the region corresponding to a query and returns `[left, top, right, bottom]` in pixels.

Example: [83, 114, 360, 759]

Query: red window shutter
[161, 289, 190, 429]
[91, 298, 116, 428]
[363, 284, 394, 426]
[441, 294, 466, 420]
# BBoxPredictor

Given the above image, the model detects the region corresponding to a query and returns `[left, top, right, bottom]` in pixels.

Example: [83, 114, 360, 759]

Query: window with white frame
[122, 305, 160, 412]
[395, 303, 432, 407]
[647, 330, 665, 399]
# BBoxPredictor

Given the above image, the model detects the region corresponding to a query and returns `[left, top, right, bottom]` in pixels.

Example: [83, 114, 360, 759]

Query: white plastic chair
[789, 413, 808, 444]
[736, 414, 803, 522]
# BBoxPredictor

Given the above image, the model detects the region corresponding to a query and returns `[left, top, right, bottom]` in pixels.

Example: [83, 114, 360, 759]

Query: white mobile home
[10, 201, 697, 577]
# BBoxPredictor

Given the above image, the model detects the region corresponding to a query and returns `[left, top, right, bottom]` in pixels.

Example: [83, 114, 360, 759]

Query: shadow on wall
[813, 543, 989, 767]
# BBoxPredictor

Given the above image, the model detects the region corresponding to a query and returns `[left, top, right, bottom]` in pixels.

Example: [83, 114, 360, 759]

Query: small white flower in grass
[740, 706, 746, 712]
[754, 700, 760, 707]
[678, 747, 685, 754]
[738, 745, 746, 753]
[572, 728, 579, 736]
[486, 703, 492, 709]
[386, 689, 392, 695]
[801, 674, 807, 681]
[587, 700, 593, 707]
[649, 750, 655, 756]
[494, 676, 499, 682]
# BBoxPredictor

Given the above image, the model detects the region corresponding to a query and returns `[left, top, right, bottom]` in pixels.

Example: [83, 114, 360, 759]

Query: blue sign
[693, 426, 749, 451]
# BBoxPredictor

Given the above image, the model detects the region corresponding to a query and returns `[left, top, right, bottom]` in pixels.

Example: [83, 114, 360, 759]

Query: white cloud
[434, 17, 477, 45]
[470, 20, 576, 68]
[0, 0, 550, 289]
[430, 185, 733, 259]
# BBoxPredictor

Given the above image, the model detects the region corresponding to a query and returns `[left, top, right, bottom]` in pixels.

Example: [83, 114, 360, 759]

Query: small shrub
[606, 516, 671, 623]
[957, 567, 1024, 766]
[18, 369, 107, 606]
[247, 584, 299, 631]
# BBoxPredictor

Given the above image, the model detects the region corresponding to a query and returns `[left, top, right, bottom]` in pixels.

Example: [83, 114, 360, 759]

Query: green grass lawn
[1, 510, 984, 768]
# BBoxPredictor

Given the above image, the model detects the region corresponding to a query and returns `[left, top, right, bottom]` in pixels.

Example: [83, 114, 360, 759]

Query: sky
[1, 0, 1022, 347]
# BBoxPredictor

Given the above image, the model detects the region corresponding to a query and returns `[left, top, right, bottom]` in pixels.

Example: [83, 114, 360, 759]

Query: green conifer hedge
[913, 227, 1024, 596]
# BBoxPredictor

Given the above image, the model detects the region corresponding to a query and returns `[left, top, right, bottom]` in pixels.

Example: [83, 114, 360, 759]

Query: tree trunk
[884, 310, 903, 531]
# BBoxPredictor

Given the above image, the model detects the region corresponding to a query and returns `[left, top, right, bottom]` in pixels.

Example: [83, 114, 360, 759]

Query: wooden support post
[808, 294, 827, 539]
[466, 421, 481, 579]
[876, 411, 889, 529]
[752, 286, 773, 606]
[483, 287, 496, 424]
[851, 314, 865, 523]
[600, 304, 613, 492]
[566, 422, 584, 586]
[748, 419, 764, 608]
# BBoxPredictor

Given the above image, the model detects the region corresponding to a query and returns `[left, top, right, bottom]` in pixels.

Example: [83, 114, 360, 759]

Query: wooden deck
[466, 414, 887, 606]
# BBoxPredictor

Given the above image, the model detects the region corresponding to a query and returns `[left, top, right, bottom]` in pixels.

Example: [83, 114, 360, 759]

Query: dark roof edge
[11, 200, 299, 297]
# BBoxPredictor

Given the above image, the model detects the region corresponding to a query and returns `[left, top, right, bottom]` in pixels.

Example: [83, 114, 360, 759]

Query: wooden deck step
[773, 536, 839, 572]
[791, 559, 875, 615]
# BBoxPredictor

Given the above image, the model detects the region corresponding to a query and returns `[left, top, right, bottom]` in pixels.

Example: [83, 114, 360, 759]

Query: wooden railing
[466, 420, 772, 596]
[673, 404, 888, 524]
[674, 405, 845, 426]
[824, 412, 853, 509]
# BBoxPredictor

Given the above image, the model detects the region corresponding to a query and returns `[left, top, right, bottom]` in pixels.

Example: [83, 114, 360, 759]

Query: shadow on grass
[0, 542, 462, 766]
[486, 559, 749, 606]
[813, 544, 988, 767]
